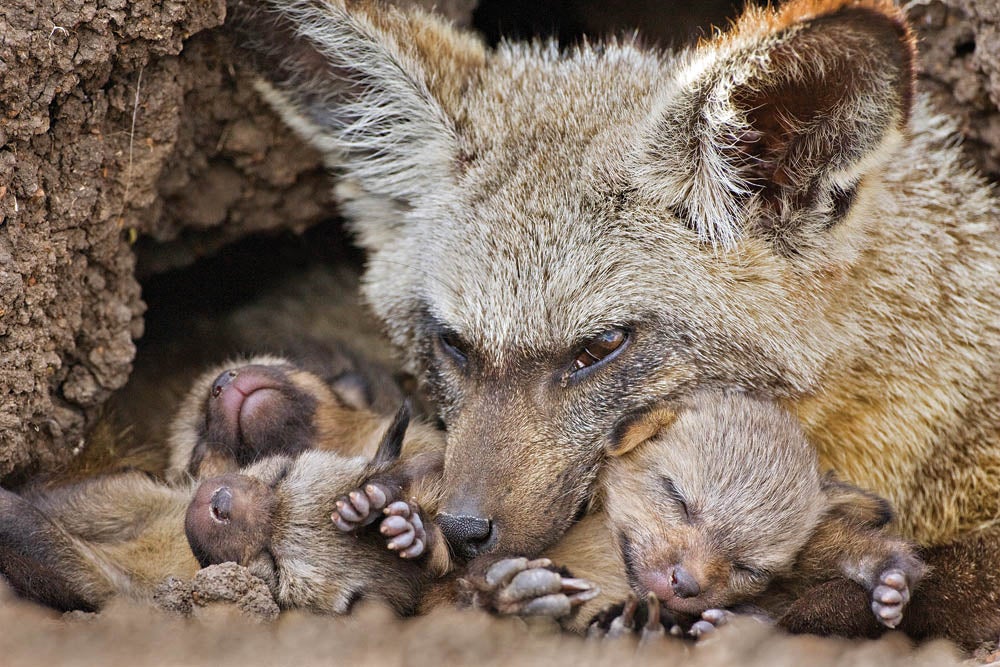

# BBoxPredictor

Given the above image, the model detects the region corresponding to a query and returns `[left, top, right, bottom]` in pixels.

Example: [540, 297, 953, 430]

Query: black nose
[210, 486, 233, 523]
[671, 565, 701, 598]
[437, 513, 495, 560]
[211, 369, 238, 397]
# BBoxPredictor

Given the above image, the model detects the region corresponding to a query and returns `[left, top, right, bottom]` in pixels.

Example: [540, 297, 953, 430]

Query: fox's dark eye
[570, 328, 628, 376]
[438, 332, 468, 365]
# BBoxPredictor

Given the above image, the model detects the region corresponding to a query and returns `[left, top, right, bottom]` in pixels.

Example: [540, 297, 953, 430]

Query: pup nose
[437, 513, 495, 561]
[671, 565, 701, 598]
[211, 369, 238, 397]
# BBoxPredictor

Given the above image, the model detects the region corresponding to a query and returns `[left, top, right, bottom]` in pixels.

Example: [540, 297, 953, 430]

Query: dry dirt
[0, 573, 969, 667]
[0, 0, 473, 484]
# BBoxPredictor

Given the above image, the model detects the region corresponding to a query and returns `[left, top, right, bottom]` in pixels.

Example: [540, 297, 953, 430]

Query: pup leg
[0, 488, 112, 611]
[898, 525, 1000, 650]
[777, 578, 886, 639]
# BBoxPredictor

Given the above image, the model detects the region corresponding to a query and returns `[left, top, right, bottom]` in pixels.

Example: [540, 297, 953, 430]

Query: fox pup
[592, 393, 926, 638]
[233, 1, 1000, 642]
[0, 356, 446, 614]
[167, 339, 444, 481]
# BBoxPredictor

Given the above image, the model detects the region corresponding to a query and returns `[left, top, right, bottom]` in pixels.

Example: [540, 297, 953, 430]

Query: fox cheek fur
[234, 0, 1000, 564]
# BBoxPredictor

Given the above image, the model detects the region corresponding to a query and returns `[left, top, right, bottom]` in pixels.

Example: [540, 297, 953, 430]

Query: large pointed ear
[229, 0, 485, 247]
[636, 0, 915, 250]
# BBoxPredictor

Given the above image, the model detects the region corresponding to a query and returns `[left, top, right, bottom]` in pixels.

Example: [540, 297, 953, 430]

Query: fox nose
[671, 565, 701, 598]
[437, 512, 495, 560]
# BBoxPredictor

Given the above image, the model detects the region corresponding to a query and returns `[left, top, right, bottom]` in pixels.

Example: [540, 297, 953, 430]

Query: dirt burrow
[0, 0, 474, 483]
[0, 0, 997, 483]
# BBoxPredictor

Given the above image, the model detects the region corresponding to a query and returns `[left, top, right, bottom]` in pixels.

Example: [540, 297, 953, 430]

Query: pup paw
[470, 557, 600, 618]
[871, 568, 911, 628]
[688, 608, 734, 639]
[331, 481, 396, 532]
[380, 500, 427, 559]
[587, 592, 680, 643]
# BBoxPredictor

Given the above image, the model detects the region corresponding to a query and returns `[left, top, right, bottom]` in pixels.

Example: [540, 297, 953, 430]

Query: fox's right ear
[229, 0, 484, 249]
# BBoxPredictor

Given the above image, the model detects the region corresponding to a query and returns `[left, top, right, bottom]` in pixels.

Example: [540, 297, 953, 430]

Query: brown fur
[238, 0, 1000, 568]
[567, 394, 927, 638]
[0, 355, 448, 615]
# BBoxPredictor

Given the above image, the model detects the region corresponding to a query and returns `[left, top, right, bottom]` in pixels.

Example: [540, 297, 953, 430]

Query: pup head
[603, 393, 826, 615]
[167, 345, 404, 480]
[184, 409, 431, 615]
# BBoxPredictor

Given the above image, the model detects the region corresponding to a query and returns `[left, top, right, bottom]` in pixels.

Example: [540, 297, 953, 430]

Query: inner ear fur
[820, 471, 895, 529]
[642, 0, 916, 247]
[230, 0, 484, 208]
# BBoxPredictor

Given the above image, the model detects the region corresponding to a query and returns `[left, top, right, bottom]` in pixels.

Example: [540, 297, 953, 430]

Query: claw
[560, 577, 593, 594]
[587, 621, 607, 640]
[640, 593, 665, 644]
[607, 594, 638, 639]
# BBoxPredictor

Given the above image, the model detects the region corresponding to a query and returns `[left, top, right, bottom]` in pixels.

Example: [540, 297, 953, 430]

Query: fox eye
[570, 328, 628, 376]
[438, 332, 468, 366]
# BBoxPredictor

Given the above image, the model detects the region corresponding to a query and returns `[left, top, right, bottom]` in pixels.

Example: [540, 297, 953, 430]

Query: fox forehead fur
[239, 0, 1000, 553]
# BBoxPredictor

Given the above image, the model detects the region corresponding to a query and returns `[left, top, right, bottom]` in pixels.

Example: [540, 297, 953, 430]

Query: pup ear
[607, 406, 678, 457]
[372, 399, 411, 466]
[230, 0, 484, 248]
[820, 471, 894, 528]
[636, 0, 915, 249]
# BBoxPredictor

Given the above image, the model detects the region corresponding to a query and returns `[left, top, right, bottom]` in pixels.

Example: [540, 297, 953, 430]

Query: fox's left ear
[636, 0, 915, 250]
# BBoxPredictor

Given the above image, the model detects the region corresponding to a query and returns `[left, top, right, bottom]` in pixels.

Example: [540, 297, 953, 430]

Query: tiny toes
[881, 569, 907, 590]
[384, 500, 411, 517]
[331, 513, 355, 532]
[381, 515, 411, 535]
[348, 490, 370, 516]
[387, 529, 416, 550]
[873, 585, 903, 605]
[364, 484, 387, 508]
[702, 609, 729, 626]
[689, 620, 717, 638]
[336, 500, 362, 523]
[399, 539, 424, 558]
